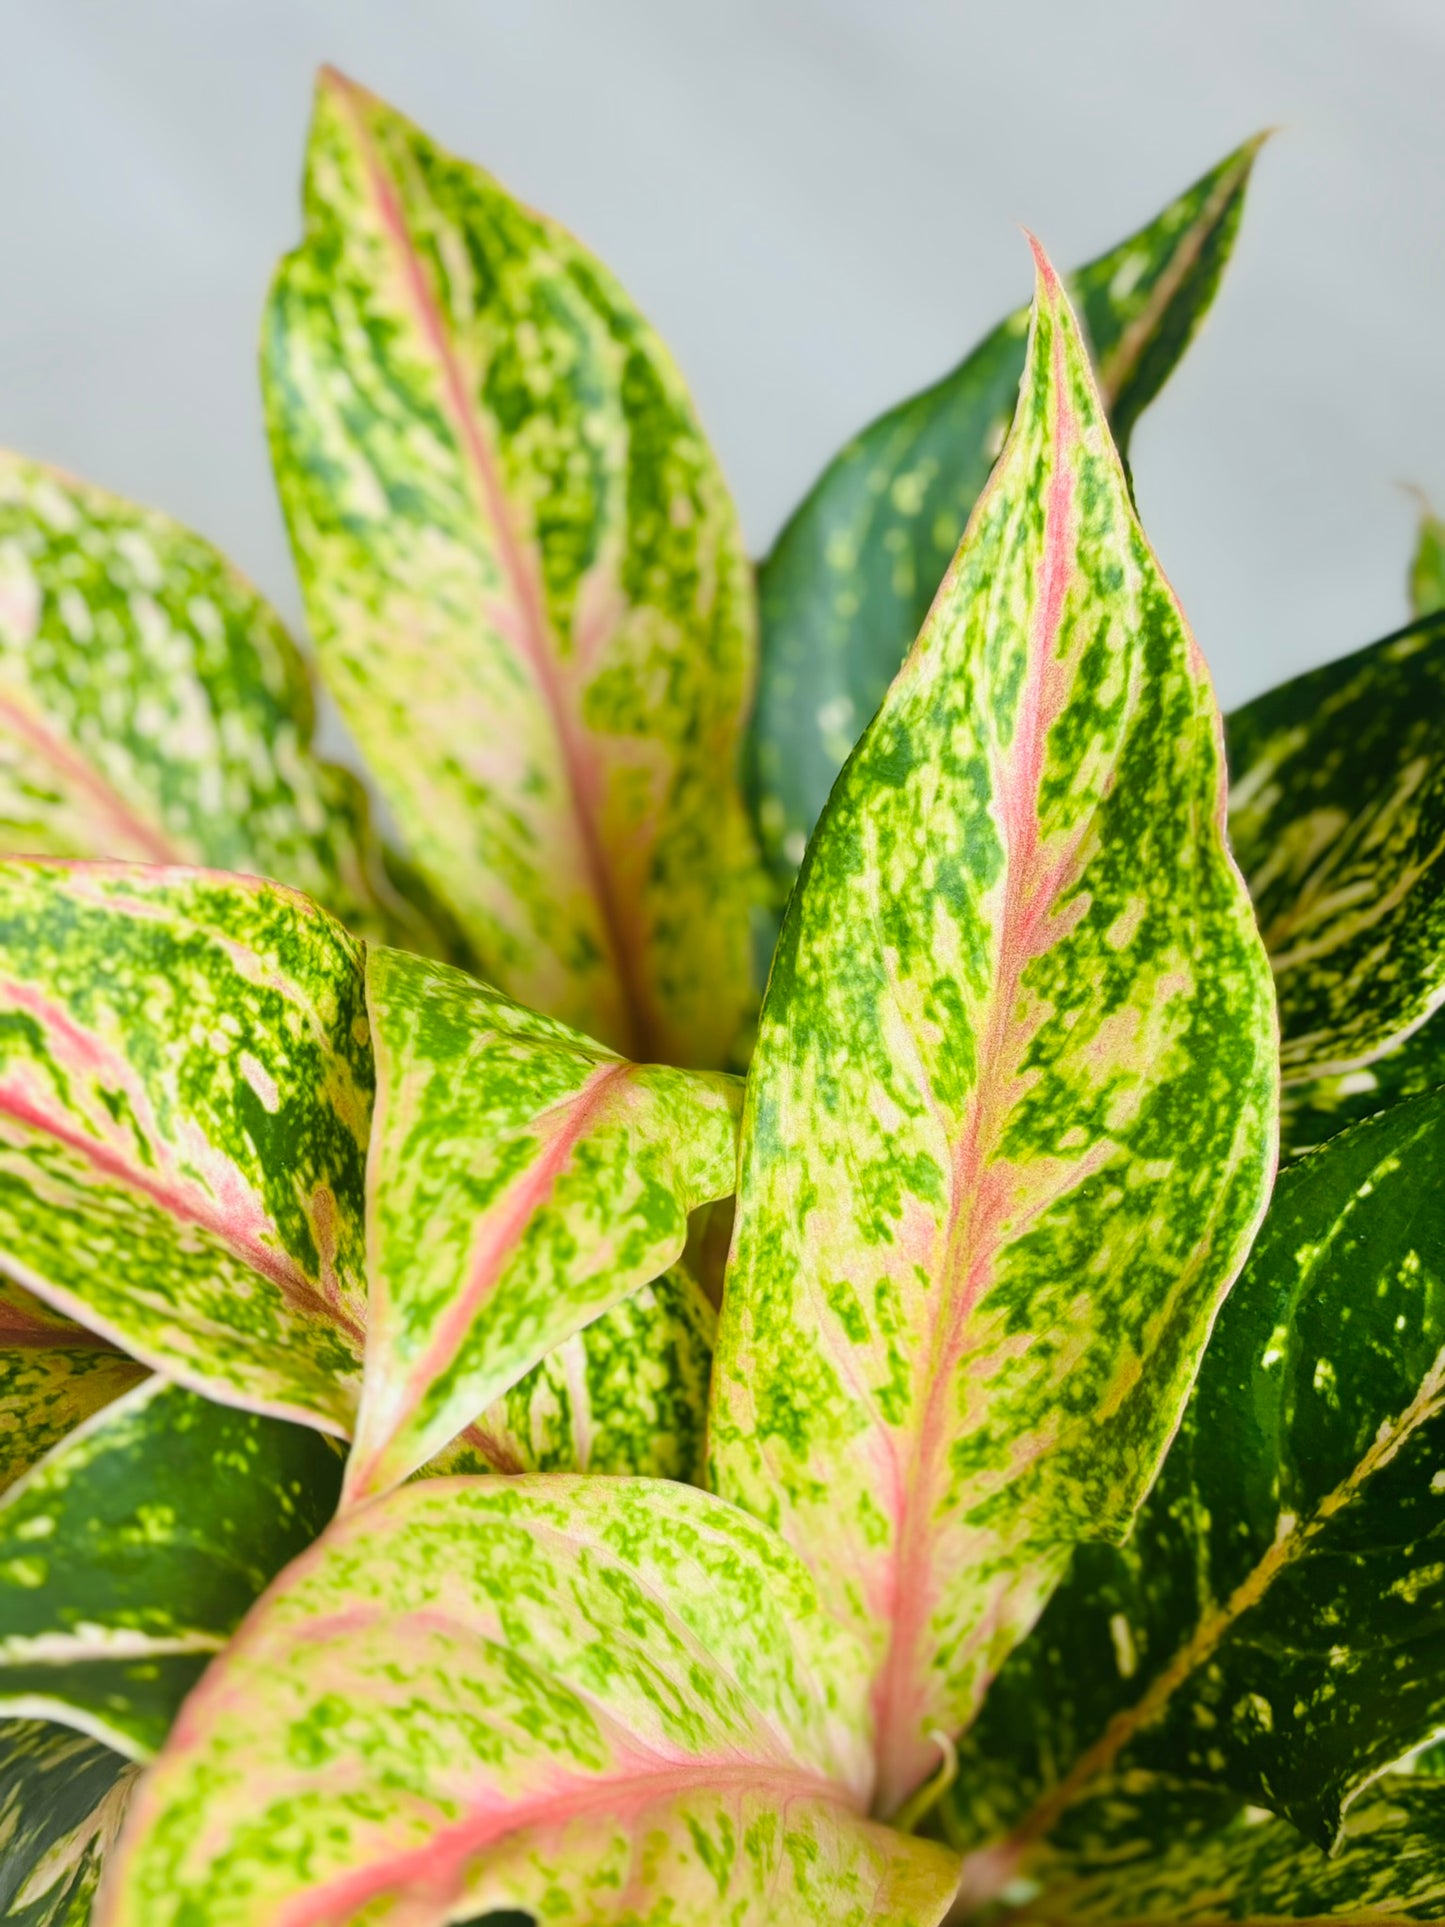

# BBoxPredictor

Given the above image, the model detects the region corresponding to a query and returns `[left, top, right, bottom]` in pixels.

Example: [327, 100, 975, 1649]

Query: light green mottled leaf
[709, 246, 1277, 1820]
[1409, 495, 1445, 618]
[98, 1477, 960, 1926]
[0, 1277, 147, 1494]
[346, 945, 741, 1502]
[421, 1262, 714, 1483]
[937, 1088, 1445, 1911]
[0, 450, 437, 953]
[1226, 612, 1445, 1157]
[264, 66, 758, 1068]
[0, 1719, 138, 1927]
[0, 859, 371, 1432]
[996, 1779, 1445, 1924]
[0, 1375, 343, 1759]
[749, 137, 1264, 916]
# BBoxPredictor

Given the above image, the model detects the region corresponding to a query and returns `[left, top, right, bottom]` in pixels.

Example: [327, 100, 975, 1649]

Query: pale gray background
[1, 0, 1441, 710]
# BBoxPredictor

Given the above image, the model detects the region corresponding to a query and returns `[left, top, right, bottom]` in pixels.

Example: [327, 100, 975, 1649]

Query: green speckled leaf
[0, 1719, 138, 1927]
[998, 1779, 1445, 1924]
[749, 138, 1264, 914]
[0, 1275, 147, 1493]
[0, 860, 371, 1433]
[347, 945, 741, 1502]
[0, 1376, 343, 1760]
[939, 1088, 1445, 1913]
[0, 450, 436, 953]
[264, 67, 758, 1068]
[1410, 497, 1445, 618]
[1226, 612, 1445, 1157]
[422, 1263, 715, 1483]
[709, 246, 1277, 1821]
[98, 1477, 960, 1927]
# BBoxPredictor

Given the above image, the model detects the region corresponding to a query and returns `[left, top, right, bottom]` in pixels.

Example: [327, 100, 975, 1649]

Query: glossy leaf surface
[346, 946, 741, 1501]
[100, 1477, 960, 1927]
[0, 860, 371, 1432]
[421, 1263, 715, 1483]
[264, 68, 758, 1067]
[0, 1377, 343, 1759]
[0, 1719, 137, 1927]
[939, 1089, 1445, 1911]
[749, 138, 1263, 910]
[1226, 612, 1445, 1156]
[709, 247, 1277, 1818]
[0, 450, 429, 950]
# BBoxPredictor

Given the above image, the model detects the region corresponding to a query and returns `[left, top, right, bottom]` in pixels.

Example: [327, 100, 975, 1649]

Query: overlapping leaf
[0, 1377, 343, 1759]
[937, 1088, 1445, 1916]
[0, 1278, 145, 1492]
[749, 137, 1264, 913]
[0, 1719, 137, 1927]
[0, 450, 436, 951]
[0, 860, 371, 1432]
[98, 1477, 961, 1926]
[264, 67, 758, 1068]
[346, 946, 741, 1502]
[1410, 495, 1445, 618]
[421, 1262, 715, 1483]
[709, 246, 1277, 1818]
[1226, 611, 1445, 1156]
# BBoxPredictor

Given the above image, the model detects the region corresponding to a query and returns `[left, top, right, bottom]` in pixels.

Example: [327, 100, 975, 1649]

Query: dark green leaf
[0, 1718, 136, 1926]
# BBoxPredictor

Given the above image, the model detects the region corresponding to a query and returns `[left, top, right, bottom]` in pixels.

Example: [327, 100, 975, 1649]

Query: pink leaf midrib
[0, 694, 181, 865]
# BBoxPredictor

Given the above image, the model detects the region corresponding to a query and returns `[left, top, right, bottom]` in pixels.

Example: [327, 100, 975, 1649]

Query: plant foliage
[0, 62, 1437, 1927]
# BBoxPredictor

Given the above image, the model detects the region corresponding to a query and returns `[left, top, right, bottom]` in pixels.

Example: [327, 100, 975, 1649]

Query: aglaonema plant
[0, 61, 1442, 1927]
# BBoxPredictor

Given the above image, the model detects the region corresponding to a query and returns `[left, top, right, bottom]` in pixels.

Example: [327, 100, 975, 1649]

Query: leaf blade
[0, 1719, 138, 1927]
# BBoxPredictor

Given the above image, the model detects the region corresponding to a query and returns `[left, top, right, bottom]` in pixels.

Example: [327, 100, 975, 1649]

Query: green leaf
[0, 1376, 343, 1759]
[995, 1779, 1445, 1924]
[1225, 612, 1445, 1158]
[0, 450, 436, 953]
[0, 1719, 137, 1927]
[97, 1477, 961, 1926]
[420, 1262, 715, 1483]
[263, 67, 759, 1069]
[345, 946, 741, 1502]
[0, 860, 371, 1433]
[0, 1277, 147, 1494]
[938, 1088, 1445, 1910]
[748, 137, 1265, 913]
[708, 245, 1277, 1820]
[1409, 494, 1445, 618]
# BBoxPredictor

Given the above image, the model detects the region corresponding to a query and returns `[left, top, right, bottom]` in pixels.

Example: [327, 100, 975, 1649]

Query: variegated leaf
[421, 1262, 714, 1483]
[938, 1088, 1445, 1914]
[0, 1719, 138, 1927]
[0, 1376, 343, 1759]
[0, 450, 438, 953]
[1410, 494, 1445, 618]
[995, 1779, 1445, 1924]
[0, 1278, 146, 1494]
[98, 1477, 960, 1926]
[346, 945, 741, 1502]
[708, 245, 1277, 1819]
[0, 860, 370, 1432]
[1226, 611, 1445, 1158]
[749, 138, 1264, 915]
[264, 67, 759, 1068]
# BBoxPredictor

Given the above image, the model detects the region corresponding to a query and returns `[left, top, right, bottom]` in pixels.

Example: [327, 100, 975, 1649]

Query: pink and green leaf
[99, 1477, 960, 1926]
[0, 1274, 146, 1492]
[0, 451, 438, 953]
[263, 67, 759, 1067]
[346, 946, 741, 1501]
[709, 245, 1277, 1818]
[0, 860, 371, 1433]
[0, 1719, 138, 1927]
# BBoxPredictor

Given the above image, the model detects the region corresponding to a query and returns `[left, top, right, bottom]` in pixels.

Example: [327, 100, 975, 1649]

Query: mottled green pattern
[1001, 1780, 1445, 1923]
[749, 139, 1263, 914]
[99, 1477, 960, 1926]
[1409, 499, 1445, 618]
[0, 860, 371, 1431]
[0, 1376, 343, 1759]
[1227, 613, 1445, 1156]
[0, 1345, 145, 1496]
[709, 250, 1276, 1818]
[264, 68, 758, 1068]
[0, 1719, 136, 1927]
[938, 1089, 1445, 1910]
[0, 450, 433, 952]
[423, 1264, 715, 1483]
[348, 946, 741, 1500]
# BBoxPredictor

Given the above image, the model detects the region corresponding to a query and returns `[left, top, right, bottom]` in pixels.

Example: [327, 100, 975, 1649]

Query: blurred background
[0, 0, 1441, 710]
